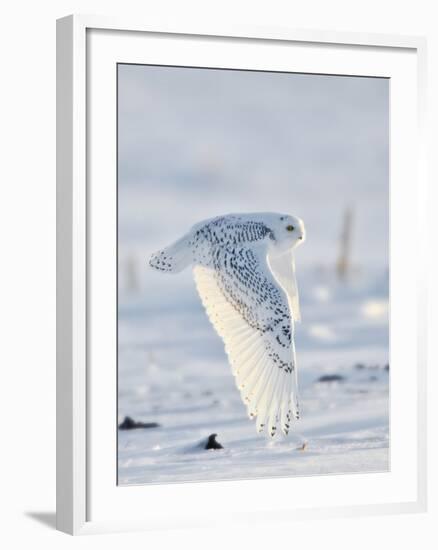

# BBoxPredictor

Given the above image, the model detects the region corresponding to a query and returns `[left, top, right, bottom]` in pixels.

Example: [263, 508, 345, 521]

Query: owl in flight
[149, 213, 306, 437]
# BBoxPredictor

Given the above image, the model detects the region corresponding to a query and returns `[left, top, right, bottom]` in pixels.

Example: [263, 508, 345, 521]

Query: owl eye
[286, 225, 295, 232]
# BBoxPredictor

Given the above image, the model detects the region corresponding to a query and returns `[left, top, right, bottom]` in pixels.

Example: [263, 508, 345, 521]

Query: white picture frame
[56, 14, 428, 535]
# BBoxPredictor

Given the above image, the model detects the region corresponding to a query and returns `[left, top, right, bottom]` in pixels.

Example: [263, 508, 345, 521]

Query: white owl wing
[193, 244, 300, 437]
[267, 248, 301, 323]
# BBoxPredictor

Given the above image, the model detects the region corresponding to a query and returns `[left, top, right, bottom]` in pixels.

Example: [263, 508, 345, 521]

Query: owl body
[149, 212, 306, 437]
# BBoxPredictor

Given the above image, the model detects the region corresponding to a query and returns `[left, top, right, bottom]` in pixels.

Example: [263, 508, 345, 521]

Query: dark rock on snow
[317, 374, 346, 383]
[356, 363, 389, 371]
[118, 416, 160, 430]
[205, 433, 223, 450]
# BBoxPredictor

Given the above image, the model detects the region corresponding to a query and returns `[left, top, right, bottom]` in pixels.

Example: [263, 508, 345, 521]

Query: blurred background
[117, 64, 389, 485]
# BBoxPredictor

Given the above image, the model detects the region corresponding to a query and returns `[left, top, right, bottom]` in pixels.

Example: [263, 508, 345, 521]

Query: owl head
[266, 213, 306, 254]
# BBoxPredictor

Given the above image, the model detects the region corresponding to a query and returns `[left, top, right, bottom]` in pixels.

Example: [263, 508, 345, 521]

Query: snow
[118, 269, 389, 485]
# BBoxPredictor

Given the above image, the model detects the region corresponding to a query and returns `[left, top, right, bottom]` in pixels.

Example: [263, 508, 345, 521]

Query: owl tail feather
[149, 234, 192, 273]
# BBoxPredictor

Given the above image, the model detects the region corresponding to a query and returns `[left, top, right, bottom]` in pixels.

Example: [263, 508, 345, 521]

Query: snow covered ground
[118, 268, 389, 485]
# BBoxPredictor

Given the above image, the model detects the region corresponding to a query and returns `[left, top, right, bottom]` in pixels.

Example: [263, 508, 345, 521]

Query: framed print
[56, 15, 428, 535]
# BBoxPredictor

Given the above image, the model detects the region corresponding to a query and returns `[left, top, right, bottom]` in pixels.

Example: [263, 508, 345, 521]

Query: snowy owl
[149, 213, 306, 437]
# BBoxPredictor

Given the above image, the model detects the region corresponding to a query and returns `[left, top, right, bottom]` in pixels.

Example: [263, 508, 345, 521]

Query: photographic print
[117, 64, 389, 486]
